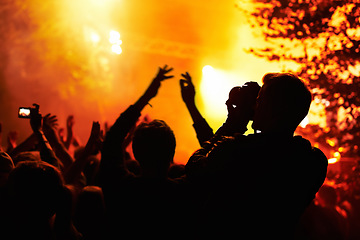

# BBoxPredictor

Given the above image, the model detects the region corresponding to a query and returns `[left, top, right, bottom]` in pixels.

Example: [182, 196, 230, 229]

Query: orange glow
[202, 65, 214, 74]
[299, 116, 309, 128]
[328, 151, 341, 164]
[2, 0, 302, 164]
[200, 65, 228, 120]
[328, 158, 338, 164]
[111, 44, 122, 55]
[109, 30, 121, 44]
[200, 66, 244, 121]
[90, 32, 101, 43]
[109, 30, 122, 54]
[326, 139, 336, 147]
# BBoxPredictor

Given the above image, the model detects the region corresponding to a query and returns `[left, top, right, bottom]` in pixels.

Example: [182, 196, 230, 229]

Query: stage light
[90, 32, 101, 43]
[202, 65, 214, 75]
[109, 30, 121, 44]
[299, 116, 309, 128]
[200, 65, 233, 120]
[109, 30, 122, 54]
[111, 44, 122, 54]
[200, 65, 256, 133]
[328, 158, 338, 164]
[328, 151, 341, 164]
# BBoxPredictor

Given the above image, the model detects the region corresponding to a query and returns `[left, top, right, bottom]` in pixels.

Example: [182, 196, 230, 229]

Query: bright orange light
[326, 138, 336, 147]
[90, 32, 101, 43]
[111, 44, 122, 54]
[200, 65, 229, 120]
[83, 26, 101, 44]
[328, 151, 341, 164]
[333, 151, 341, 159]
[328, 158, 338, 164]
[202, 65, 214, 75]
[109, 30, 121, 44]
[200, 65, 252, 131]
[299, 116, 309, 128]
[109, 30, 122, 54]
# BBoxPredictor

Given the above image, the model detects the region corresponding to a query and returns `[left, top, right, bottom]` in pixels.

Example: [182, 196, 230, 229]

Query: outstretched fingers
[156, 65, 174, 81]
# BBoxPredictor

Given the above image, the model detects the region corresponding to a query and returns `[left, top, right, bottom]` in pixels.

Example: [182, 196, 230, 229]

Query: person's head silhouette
[252, 73, 311, 135]
[7, 161, 64, 219]
[132, 119, 176, 177]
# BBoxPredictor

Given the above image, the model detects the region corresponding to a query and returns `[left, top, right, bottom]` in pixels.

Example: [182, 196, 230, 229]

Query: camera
[227, 82, 260, 107]
[18, 104, 39, 119]
[226, 82, 261, 120]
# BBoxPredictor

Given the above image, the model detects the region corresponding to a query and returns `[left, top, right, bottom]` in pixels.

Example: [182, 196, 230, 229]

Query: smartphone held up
[18, 104, 40, 119]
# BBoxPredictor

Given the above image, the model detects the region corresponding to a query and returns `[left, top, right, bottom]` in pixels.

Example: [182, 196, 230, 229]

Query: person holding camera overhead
[185, 73, 328, 239]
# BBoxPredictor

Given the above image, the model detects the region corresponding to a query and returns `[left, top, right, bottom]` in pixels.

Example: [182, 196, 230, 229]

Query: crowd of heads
[0, 67, 356, 239]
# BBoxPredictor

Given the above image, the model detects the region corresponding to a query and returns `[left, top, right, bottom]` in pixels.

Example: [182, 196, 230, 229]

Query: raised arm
[42, 114, 75, 172]
[180, 72, 213, 146]
[185, 82, 260, 181]
[99, 65, 174, 184]
[64, 121, 102, 184]
[135, 65, 174, 110]
[8, 133, 37, 160]
[64, 115, 81, 149]
[29, 104, 62, 169]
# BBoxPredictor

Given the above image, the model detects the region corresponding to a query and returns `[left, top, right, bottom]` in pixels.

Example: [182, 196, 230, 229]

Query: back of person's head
[168, 163, 185, 179]
[74, 186, 105, 239]
[6, 161, 64, 221]
[12, 151, 41, 165]
[253, 73, 311, 133]
[132, 120, 176, 174]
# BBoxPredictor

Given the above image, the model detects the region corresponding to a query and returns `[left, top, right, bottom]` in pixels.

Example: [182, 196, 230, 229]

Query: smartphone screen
[18, 107, 31, 118]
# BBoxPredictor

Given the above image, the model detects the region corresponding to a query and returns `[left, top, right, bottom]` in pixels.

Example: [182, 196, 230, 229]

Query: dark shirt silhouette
[186, 73, 328, 239]
[99, 66, 194, 240]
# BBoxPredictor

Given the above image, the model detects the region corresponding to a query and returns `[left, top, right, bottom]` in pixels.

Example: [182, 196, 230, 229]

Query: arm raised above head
[99, 65, 174, 185]
[180, 72, 214, 146]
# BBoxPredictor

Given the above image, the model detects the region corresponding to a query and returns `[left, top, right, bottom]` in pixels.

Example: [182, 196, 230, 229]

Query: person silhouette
[185, 73, 328, 239]
[99, 65, 194, 240]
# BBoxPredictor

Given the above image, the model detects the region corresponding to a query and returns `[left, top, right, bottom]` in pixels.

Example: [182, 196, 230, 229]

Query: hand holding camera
[18, 103, 39, 119]
[219, 82, 261, 135]
[18, 104, 43, 133]
[29, 104, 42, 133]
[225, 82, 261, 121]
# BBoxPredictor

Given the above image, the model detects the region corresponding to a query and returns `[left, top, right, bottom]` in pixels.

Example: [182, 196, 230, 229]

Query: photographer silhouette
[186, 73, 328, 239]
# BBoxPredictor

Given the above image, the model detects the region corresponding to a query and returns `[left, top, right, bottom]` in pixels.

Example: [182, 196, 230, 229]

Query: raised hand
[143, 65, 174, 100]
[42, 113, 59, 137]
[180, 72, 195, 106]
[43, 114, 59, 129]
[155, 64, 174, 81]
[29, 104, 42, 133]
[66, 115, 75, 130]
[86, 121, 103, 154]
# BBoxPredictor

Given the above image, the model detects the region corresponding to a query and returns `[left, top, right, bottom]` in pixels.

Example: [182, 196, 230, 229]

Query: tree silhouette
[237, 0, 360, 158]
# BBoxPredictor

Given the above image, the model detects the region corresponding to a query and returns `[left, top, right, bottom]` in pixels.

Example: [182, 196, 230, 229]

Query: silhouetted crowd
[1, 66, 358, 239]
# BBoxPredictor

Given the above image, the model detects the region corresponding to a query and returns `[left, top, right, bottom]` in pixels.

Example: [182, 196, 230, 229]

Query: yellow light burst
[109, 30, 122, 54]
